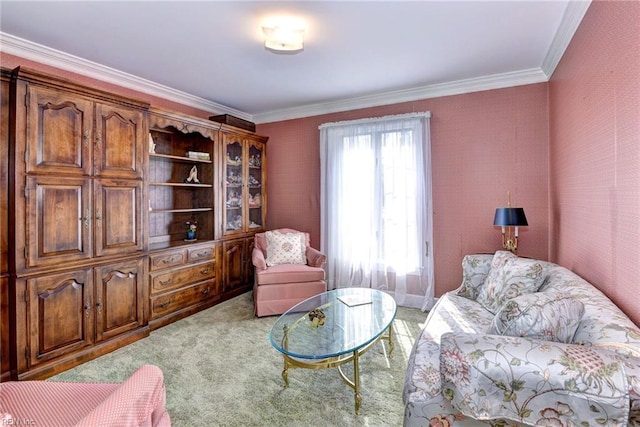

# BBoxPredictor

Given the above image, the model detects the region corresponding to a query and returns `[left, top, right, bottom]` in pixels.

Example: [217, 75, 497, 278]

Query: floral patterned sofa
[403, 251, 640, 426]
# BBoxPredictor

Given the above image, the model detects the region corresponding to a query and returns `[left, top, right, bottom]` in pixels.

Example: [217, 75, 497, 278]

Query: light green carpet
[50, 292, 427, 427]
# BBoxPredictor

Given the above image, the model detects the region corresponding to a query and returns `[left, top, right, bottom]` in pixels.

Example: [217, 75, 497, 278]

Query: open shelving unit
[148, 127, 215, 250]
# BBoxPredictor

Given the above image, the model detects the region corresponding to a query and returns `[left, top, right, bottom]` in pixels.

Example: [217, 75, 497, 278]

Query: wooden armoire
[1, 67, 268, 380]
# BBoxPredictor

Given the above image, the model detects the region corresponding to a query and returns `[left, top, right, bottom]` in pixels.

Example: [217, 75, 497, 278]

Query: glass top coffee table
[269, 288, 397, 414]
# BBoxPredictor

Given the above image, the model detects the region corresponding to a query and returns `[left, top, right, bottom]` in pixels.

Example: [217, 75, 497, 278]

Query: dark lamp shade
[493, 207, 528, 226]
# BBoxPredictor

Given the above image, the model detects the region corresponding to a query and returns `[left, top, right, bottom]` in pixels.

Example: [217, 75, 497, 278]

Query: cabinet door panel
[94, 179, 143, 257]
[26, 176, 92, 268]
[223, 239, 245, 291]
[94, 259, 145, 342]
[27, 269, 94, 366]
[25, 86, 93, 175]
[95, 104, 144, 179]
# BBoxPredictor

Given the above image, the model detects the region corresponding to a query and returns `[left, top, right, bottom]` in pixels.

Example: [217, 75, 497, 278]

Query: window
[319, 112, 434, 309]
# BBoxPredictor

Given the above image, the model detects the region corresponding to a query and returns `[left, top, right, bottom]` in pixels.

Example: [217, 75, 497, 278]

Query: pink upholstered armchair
[0, 364, 170, 426]
[252, 228, 327, 317]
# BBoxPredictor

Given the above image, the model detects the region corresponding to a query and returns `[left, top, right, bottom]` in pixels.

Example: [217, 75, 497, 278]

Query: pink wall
[549, 1, 640, 326]
[258, 84, 550, 296]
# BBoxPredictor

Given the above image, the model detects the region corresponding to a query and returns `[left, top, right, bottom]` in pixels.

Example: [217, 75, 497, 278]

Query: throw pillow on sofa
[455, 254, 495, 300]
[265, 230, 307, 266]
[490, 292, 585, 343]
[477, 255, 546, 313]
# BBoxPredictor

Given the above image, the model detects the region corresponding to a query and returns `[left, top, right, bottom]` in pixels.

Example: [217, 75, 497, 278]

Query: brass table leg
[278, 320, 395, 415]
[353, 350, 362, 414]
[282, 358, 289, 388]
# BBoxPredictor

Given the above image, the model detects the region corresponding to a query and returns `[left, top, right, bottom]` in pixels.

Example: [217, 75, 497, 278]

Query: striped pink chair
[252, 228, 327, 317]
[0, 364, 170, 426]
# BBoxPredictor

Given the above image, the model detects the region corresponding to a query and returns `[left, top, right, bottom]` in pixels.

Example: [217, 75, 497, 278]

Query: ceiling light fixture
[262, 22, 305, 53]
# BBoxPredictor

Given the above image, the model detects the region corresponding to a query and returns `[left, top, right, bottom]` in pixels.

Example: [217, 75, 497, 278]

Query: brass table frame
[279, 321, 395, 415]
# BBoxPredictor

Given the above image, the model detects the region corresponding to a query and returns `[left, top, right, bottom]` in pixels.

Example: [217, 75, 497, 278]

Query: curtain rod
[318, 111, 431, 130]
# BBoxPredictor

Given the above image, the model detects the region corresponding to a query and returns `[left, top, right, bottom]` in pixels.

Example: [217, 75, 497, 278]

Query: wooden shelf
[150, 182, 212, 188]
[150, 207, 213, 214]
[150, 153, 212, 164]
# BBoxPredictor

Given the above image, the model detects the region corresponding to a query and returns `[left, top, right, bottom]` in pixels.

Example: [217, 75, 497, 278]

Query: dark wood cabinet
[25, 176, 92, 268]
[12, 67, 148, 275]
[23, 268, 95, 368]
[94, 258, 147, 342]
[2, 68, 269, 380]
[222, 237, 254, 293]
[94, 179, 144, 257]
[220, 130, 267, 237]
[149, 242, 220, 329]
[9, 68, 150, 380]
[1, 69, 11, 382]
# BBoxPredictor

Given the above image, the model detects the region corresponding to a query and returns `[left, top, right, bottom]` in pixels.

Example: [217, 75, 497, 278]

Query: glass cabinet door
[224, 140, 244, 233]
[247, 141, 264, 230]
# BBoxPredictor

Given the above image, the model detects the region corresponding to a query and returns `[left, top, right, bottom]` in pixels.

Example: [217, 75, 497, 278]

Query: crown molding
[253, 68, 548, 124]
[0, 32, 251, 121]
[541, 0, 591, 79]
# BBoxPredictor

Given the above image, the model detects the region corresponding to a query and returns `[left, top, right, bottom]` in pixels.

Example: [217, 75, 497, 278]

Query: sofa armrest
[252, 247, 267, 271]
[75, 365, 170, 427]
[440, 332, 631, 426]
[306, 246, 326, 268]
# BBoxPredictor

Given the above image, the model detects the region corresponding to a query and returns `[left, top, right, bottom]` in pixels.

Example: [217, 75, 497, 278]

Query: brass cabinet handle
[201, 287, 210, 295]
[159, 278, 172, 286]
[158, 300, 172, 309]
[96, 298, 103, 314]
[200, 268, 210, 275]
[81, 208, 90, 228]
[160, 256, 178, 265]
[84, 299, 91, 318]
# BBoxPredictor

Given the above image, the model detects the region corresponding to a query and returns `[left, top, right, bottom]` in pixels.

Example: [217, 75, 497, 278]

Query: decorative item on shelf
[249, 154, 262, 168]
[185, 220, 197, 241]
[226, 153, 242, 166]
[226, 191, 241, 207]
[248, 175, 260, 187]
[308, 308, 325, 328]
[248, 193, 262, 208]
[226, 217, 242, 231]
[249, 221, 262, 229]
[226, 171, 242, 185]
[493, 191, 528, 253]
[184, 165, 200, 184]
[149, 133, 156, 154]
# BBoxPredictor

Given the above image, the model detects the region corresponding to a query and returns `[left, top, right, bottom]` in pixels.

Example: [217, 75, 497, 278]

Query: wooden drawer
[188, 245, 215, 262]
[149, 250, 187, 271]
[150, 261, 215, 295]
[150, 280, 216, 319]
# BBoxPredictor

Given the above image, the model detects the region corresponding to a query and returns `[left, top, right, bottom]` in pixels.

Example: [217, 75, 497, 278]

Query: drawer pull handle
[159, 278, 172, 286]
[195, 251, 209, 258]
[200, 268, 210, 275]
[158, 300, 172, 309]
[201, 287, 210, 295]
[160, 256, 178, 265]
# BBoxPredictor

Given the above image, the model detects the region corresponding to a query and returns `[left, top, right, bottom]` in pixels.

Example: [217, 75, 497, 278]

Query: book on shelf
[186, 151, 210, 160]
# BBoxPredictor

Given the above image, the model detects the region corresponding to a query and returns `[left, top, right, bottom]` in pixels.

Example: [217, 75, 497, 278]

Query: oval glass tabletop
[269, 288, 397, 360]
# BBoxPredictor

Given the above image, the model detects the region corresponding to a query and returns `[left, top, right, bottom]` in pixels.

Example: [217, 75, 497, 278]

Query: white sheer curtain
[319, 112, 434, 310]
